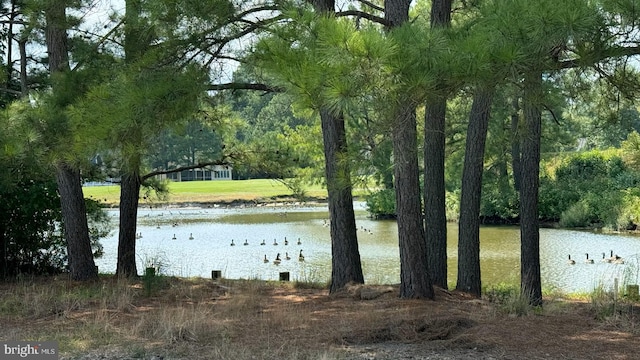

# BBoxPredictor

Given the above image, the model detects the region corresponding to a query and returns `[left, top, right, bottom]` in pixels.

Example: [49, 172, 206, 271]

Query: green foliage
[365, 189, 396, 219]
[539, 150, 640, 229]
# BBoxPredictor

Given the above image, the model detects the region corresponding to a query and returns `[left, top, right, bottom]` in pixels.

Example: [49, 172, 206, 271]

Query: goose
[567, 255, 576, 265]
[585, 253, 594, 264]
[230, 239, 235, 246]
[189, 233, 194, 240]
[297, 238, 302, 245]
[285, 252, 291, 260]
[606, 250, 616, 262]
[260, 239, 266, 246]
[172, 234, 177, 240]
[284, 237, 288, 246]
[263, 255, 269, 263]
[613, 254, 625, 264]
[298, 250, 305, 262]
[273, 239, 278, 246]
[273, 253, 282, 265]
[244, 239, 249, 246]
[602, 252, 612, 263]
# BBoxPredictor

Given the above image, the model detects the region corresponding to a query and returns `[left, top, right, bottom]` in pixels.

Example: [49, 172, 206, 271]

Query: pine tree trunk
[520, 71, 543, 306]
[310, 0, 363, 294]
[424, 97, 448, 289]
[56, 165, 98, 280]
[456, 86, 494, 297]
[393, 105, 434, 299]
[46, 0, 97, 281]
[424, 0, 453, 290]
[385, 0, 434, 299]
[320, 108, 364, 293]
[511, 97, 522, 192]
[116, 173, 141, 277]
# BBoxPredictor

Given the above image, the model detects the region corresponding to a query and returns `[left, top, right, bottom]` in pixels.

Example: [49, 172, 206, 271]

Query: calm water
[95, 202, 640, 293]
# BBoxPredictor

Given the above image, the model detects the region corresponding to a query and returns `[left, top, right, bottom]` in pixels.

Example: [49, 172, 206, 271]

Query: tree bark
[311, 0, 364, 293]
[46, 0, 97, 281]
[321, 109, 364, 293]
[511, 96, 522, 192]
[456, 86, 494, 297]
[116, 172, 141, 277]
[424, 0, 452, 290]
[520, 71, 543, 306]
[385, 0, 434, 299]
[424, 97, 448, 289]
[393, 105, 434, 299]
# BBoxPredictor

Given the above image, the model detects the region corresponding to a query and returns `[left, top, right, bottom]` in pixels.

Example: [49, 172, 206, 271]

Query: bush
[365, 189, 396, 219]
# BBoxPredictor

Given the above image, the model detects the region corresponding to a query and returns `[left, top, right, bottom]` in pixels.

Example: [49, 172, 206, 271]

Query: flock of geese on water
[567, 250, 625, 265]
[228, 236, 306, 265]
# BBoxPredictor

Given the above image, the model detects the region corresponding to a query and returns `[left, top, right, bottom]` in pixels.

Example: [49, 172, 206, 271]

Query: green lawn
[83, 179, 330, 205]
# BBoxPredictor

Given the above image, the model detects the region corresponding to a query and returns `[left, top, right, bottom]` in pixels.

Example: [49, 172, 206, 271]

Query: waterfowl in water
[284, 237, 288, 246]
[602, 252, 612, 263]
[230, 239, 235, 246]
[273, 253, 282, 265]
[614, 254, 625, 264]
[298, 250, 305, 262]
[260, 239, 266, 246]
[567, 255, 576, 265]
[297, 238, 302, 245]
[172, 234, 177, 240]
[263, 255, 269, 263]
[189, 233, 194, 240]
[273, 238, 278, 246]
[244, 239, 249, 246]
[585, 253, 594, 264]
[285, 252, 291, 260]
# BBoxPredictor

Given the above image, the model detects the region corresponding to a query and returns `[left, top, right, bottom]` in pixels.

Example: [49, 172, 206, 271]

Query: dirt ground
[2, 278, 639, 360]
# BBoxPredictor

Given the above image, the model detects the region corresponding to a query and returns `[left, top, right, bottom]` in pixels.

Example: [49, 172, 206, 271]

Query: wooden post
[279, 272, 290, 281]
[145, 267, 156, 277]
[212, 270, 222, 280]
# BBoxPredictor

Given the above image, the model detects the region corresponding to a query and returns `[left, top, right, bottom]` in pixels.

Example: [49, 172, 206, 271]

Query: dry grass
[1, 276, 640, 359]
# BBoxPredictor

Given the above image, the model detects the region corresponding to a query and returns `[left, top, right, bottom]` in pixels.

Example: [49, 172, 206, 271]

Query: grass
[83, 179, 334, 206]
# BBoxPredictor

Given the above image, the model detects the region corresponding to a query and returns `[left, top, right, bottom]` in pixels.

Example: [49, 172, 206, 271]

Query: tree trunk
[520, 71, 543, 306]
[320, 108, 364, 293]
[424, 0, 453, 290]
[511, 96, 522, 192]
[424, 97, 448, 289]
[46, 0, 97, 281]
[393, 105, 434, 299]
[456, 86, 494, 297]
[309, 0, 363, 293]
[55, 165, 98, 280]
[385, 0, 434, 299]
[116, 172, 141, 277]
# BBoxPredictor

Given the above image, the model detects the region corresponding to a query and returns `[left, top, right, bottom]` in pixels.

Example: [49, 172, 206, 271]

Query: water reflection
[95, 203, 640, 293]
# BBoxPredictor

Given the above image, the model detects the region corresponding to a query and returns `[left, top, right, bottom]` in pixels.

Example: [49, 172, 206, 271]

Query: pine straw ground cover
[1, 276, 639, 360]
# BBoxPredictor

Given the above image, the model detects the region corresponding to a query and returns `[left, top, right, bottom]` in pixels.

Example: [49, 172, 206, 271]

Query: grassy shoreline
[83, 179, 335, 207]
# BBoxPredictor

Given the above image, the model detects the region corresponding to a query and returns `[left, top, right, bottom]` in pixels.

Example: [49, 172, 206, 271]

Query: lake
[94, 202, 640, 293]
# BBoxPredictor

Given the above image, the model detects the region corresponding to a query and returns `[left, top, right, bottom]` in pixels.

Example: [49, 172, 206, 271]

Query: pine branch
[355, 0, 384, 12]
[141, 161, 232, 181]
[556, 46, 640, 70]
[208, 82, 284, 93]
[335, 10, 389, 26]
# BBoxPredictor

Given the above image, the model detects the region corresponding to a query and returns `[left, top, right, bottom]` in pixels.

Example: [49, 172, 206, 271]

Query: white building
[160, 165, 233, 181]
